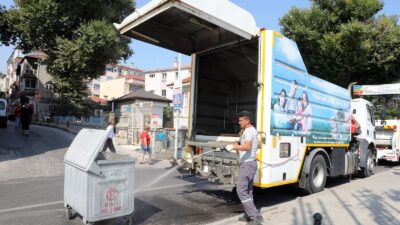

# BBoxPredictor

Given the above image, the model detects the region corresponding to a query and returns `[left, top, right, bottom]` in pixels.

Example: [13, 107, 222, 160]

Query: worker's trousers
[236, 160, 260, 220]
[102, 138, 116, 153]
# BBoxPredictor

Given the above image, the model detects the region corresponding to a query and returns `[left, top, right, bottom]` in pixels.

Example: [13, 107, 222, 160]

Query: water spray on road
[135, 149, 223, 193]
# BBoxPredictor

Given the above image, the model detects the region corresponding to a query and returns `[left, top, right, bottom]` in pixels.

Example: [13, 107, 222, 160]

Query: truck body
[375, 120, 400, 163]
[115, 0, 376, 193]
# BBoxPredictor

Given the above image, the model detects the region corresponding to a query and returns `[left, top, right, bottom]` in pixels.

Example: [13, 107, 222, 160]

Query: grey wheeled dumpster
[64, 129, 135, 225]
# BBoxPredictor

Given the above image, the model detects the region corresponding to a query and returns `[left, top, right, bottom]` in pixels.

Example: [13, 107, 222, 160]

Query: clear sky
[0, 0, 399, 73]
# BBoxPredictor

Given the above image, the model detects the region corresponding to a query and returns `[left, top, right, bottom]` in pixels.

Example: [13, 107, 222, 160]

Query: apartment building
[145, 65, 190, 99]
[100, 75, 145, 101]
[7, 50, 53, 119]
[166, 76, 191, 128]
[0, 73, 6, 97]
[87, 64, 144, 97]
[5, 48, 25, 97]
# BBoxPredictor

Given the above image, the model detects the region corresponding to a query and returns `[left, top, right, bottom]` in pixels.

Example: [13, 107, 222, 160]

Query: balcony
[21, 69, 37, 79]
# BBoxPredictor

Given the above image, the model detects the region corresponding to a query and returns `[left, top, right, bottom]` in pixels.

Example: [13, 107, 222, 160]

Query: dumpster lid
[64, 129, 108, 172]
[114, 0, 258, 55]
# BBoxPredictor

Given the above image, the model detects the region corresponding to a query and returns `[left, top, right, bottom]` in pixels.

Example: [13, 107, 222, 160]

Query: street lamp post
[34, 61, 41, 120]
[174, 53, 182, 160]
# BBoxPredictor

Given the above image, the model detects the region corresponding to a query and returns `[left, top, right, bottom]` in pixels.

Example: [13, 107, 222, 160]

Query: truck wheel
[304, 154, 327, 194]
[360, 150, 374, 178]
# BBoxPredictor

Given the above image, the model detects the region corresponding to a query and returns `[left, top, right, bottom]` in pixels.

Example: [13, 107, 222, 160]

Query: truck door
[114, 0, 259, 157]
[366, 103, 376, 143]
[114, 0, 258, 55]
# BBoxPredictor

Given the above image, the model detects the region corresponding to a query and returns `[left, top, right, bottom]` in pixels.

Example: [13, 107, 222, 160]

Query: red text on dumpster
[101, 187, 122, 214]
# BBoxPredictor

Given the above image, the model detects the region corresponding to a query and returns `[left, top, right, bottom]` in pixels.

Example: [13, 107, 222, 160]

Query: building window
[46, 83, 53, 90]
[93, 84, 100, 90]
[94, 94, 99, 97]
[103, 95, 108, 99]
[24, 78, 36, 89]
[129, 85, 142, 93]
[162, 73, 167, 82]
[106, 66, 113, 72]
[149, 74, 155, 78]
[162, 90, 166, 97]
[183, 93, 188, 108]
[175, 72, 178, 80]
[25, 69, 34, 75]
[107, 76, 113, 81]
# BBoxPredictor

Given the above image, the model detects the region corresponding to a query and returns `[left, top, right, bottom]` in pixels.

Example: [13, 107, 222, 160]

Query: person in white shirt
[102, 121, 116, 153]
[225, 111, 263, 225]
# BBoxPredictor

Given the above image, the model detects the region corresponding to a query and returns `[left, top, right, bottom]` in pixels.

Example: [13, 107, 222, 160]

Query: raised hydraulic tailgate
[114, 0, 258, 55]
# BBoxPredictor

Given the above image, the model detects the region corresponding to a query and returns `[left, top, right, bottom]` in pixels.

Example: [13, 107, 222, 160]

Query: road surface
[0, 123, 396, 225]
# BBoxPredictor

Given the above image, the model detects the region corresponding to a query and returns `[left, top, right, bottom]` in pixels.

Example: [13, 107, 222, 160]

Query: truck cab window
[366, 105, 375, 126]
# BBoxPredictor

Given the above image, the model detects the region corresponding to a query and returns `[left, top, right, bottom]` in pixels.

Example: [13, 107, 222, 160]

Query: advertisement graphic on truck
[270, 36, 351, 145]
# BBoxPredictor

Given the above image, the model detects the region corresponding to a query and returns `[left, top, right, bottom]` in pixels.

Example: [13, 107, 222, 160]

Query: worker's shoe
[247, 215, 264, 225]
[238, 214, 250, 222]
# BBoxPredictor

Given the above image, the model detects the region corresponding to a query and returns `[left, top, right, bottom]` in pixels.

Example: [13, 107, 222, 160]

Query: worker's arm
[232, 140, 252, 152]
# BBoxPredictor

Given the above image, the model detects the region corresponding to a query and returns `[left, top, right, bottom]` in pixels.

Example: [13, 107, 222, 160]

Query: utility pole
[34, 61, 41, 120]
[174, 54, 182, 159]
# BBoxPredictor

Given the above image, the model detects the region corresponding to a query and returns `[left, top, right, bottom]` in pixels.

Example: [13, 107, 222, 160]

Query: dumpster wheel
[125, 216, 134, 225]
[65, 207, 73, 220]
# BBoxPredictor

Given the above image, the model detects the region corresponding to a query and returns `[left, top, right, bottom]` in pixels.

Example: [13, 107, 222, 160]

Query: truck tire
[304, 154, 327, 194]
[360, 150, 374, 178]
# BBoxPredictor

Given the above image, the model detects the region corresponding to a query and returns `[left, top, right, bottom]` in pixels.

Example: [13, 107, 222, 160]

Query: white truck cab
[351, 98, 376, 145]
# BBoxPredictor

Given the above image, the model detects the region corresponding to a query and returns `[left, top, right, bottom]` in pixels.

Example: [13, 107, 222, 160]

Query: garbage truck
[114, 0, 376, 194]
[375, 120, 400, 163]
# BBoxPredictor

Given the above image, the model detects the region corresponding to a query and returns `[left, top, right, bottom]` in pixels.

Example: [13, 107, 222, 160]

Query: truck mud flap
[358, 138, 371, 168]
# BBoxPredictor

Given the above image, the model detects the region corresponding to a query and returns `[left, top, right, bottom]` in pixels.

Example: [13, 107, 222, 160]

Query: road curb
[31, 122, 78, 135]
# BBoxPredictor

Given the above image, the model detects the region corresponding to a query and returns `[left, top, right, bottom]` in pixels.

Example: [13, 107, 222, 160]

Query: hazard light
[383, 125, 397, 130]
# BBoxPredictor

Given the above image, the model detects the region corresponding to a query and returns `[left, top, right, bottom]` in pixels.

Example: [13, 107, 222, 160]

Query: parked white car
[0, 98, 7, 128]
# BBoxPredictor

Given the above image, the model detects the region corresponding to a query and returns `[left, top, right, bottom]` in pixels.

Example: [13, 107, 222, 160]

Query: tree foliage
[1, 0, 135, 115]
[279, 0, 400, 87]
[0, 5, 17, 45]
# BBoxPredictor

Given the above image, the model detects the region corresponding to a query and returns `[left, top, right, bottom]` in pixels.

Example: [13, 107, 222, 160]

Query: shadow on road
[0, 122, 74, 163]
[132, 164, 399, 225]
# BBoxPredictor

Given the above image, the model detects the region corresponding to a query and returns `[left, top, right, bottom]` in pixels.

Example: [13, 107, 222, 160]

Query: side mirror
[380, 111, 386, 121]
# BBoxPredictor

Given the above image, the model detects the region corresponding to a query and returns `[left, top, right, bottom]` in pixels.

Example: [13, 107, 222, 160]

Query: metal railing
[52, 116, 107, 127]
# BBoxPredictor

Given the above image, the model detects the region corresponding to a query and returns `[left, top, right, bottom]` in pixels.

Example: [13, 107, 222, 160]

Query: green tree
[279, 0, 400, 87]
[1, 0, 135, 115]
[0, 5, 16, 45]
[163, 106, 174, 128]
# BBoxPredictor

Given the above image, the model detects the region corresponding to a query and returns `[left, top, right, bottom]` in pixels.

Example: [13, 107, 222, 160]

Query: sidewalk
[209, 168, 400, 225]
[32, 121, 173, 168]
[115, 144, 172, 169]
[32, 121, 97, 134]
